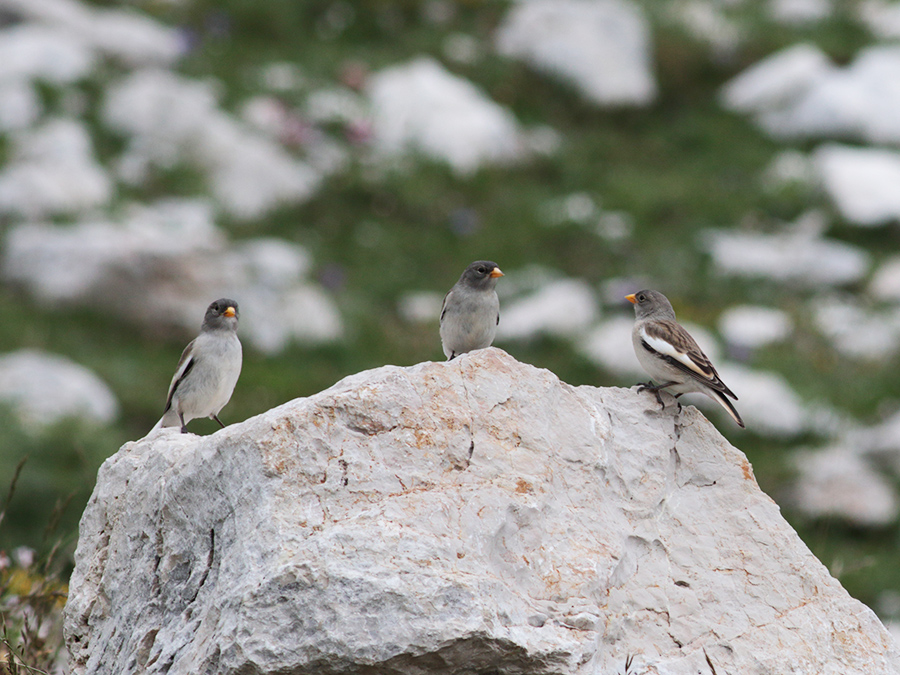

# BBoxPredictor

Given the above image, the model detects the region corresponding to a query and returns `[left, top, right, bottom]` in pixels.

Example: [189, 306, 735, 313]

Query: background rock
[495, 0, 656, 106]
[1, 202, 343, 353]
[0, 349, 118, 429]
[366, 57, 527, 175]
[64, 349, 899, 675]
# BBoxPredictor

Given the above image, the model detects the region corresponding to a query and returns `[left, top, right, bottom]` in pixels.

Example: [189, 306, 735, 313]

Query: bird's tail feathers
[709, 389, 745, 428]
[150, 409, 181, 434]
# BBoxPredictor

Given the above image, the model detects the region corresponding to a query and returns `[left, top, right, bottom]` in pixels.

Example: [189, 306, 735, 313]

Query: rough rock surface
[64, 349, 900, 675]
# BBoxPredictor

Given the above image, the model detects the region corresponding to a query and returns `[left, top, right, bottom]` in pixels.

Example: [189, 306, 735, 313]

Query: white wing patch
[639, 325, 710, 379]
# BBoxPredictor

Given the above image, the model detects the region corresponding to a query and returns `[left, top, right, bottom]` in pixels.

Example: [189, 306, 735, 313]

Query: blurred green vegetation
[1, 0, 899, 623]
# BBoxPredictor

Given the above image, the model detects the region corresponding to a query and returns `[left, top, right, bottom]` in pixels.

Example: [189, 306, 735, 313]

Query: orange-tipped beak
[625, 294, 637, 304]
[490, 267, 504, 278]
[224, 307, 236, 318]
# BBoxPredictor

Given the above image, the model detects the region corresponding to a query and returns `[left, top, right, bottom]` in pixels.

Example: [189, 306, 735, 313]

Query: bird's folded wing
[163, 340, 197, 412]
[640, 321, 737, 399]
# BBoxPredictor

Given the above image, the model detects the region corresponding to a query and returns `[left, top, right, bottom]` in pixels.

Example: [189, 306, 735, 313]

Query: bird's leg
[179, 412, 188, 434]
[637, 381, 679, 410]
[448, 352, 457, 361]
[212, 414, 226, 429]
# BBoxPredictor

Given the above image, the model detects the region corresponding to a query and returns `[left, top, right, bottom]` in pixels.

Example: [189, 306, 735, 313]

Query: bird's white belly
[176, 333, 242, 420]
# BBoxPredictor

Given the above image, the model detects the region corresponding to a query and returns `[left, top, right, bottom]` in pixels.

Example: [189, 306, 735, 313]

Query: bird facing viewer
[151, 298, 243, 434]
[440, 261, 504, 360]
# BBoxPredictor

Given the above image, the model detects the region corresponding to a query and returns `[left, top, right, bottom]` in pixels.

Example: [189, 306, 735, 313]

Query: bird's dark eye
[638, 294, 646, 302]
[478, 267, 486, 274]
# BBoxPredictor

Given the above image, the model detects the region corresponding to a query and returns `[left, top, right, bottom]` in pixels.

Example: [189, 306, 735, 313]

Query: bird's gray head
[202, 298, 240, 331]
[626, 289, 676, 321]
[459, 260, 504, 291]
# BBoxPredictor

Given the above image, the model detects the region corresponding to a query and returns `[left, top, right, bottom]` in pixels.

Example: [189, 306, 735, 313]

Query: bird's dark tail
[709, 388, 745, 428]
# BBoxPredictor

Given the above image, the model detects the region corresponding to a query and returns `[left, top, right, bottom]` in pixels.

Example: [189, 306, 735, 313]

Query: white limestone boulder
[702, 213, 871, 286]
[64, 349, 900, 675]
[722, 43, 900, 145]
[103, 69, 321, 220]
[718, 305, 792, 350]
[0, 349, 118, 429]
[0, 117, 112, 218]
[366, 57, 526, 175]
[1, 201, 343, 353]
[496, 278, 598, 341]
[495, 0, 656, 106]
[793, 445, 899, 527]
[814, 144, 900, 226]
[0, 0, 183, 66]
[0, 23, 96, 85]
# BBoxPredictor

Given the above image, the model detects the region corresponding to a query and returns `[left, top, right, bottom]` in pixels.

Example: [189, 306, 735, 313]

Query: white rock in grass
[104, 70, 321, 220]
[703, 216, 870, 287]
[366, 57, 525, 175]
[203, 116, 321, 220]
[0, 23, 95, 84]
[578, 315, 643, 378]
[723, 43, 900, 145]
[2, 199, 223, 303]
[496, 279, 597, 341]
[496, 0, 656, 106]
[852, 408, 900, 477]
[221, 239, 343, 352]
[720, 43, 833, 114]
[230, 284, 343, 354]
[811, 297, 900, 360]
[1, 203, 343, 353]
[397, 291, 444, 324]
[859, 1, 900, 40]
[718, 305, 792, 349]
[0, 80, 41, 132]
[65, 349, 900, 675]
[769, 0, 833, 25]
[762, 149, 819, 190]
[814, 144, 900, 226]
[793, 446, 899, 526]
[1, 0, 183, 66]
[785, 46, 900, 144]
[667, 0, 743, 57]
[304, 87, 367, 125]
[0, 349, 118, 428]
[870, 257, 900, 301]
[0, 117, 112, 218]
[716, 363, 809, 437]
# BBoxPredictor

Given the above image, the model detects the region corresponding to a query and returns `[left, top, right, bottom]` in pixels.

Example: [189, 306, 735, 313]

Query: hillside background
[2, 0, 900, 648]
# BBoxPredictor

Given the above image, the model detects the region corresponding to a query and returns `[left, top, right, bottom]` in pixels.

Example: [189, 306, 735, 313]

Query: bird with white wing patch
[626, 289, 744, 429]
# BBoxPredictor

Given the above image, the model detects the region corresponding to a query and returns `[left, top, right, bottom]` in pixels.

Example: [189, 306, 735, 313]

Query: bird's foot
[635, 381, 678, 411]
[212, 414, 225, 429]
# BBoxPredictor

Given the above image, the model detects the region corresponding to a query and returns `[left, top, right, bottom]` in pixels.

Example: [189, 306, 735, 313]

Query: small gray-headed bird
[440, 260, 504, 360]
[626, 289, 744, 428]
[151, 298, 243, 434]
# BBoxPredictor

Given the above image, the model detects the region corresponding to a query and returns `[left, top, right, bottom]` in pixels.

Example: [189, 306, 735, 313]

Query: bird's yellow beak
[625, 294, 637, 305]
[224, 307, 236, 318]
[490, 267, 504, 278]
